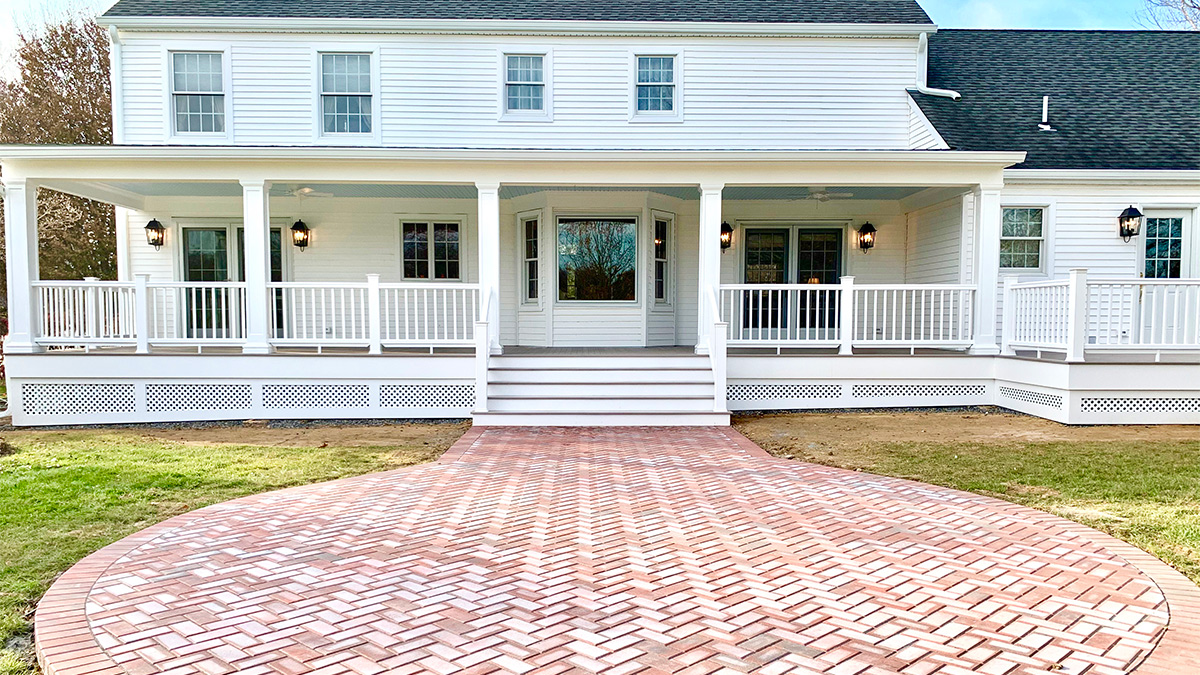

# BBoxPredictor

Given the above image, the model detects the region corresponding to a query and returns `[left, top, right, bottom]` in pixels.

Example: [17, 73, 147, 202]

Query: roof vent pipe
[1038, 96, 1056, 131]
[913, 32, 961, 101]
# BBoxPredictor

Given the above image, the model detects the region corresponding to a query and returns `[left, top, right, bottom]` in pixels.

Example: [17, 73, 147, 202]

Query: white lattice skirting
[14, 380, 475, 425]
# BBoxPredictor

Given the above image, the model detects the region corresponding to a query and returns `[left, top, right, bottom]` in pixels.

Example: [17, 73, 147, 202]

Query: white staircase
[472, 352, 730, 426]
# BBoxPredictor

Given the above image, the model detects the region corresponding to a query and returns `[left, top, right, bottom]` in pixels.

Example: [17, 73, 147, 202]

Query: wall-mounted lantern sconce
[720, 221, 734, 250]
[290, 220, 311, 250]
[856, 222, 877, 253]
[1118, 206, 1143, 243]
[144, 219, 165, 250]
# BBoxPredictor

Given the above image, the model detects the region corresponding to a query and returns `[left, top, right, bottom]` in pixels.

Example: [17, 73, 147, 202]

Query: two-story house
[2, 0, 1198, 426]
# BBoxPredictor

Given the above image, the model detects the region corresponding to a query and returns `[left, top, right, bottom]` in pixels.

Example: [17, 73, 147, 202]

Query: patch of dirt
[1, 421, 471, 450]
[733, 410, 1198, 451]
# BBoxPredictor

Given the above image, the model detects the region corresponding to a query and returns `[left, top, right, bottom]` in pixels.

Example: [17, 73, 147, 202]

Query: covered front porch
[5, 146, 1199, 426]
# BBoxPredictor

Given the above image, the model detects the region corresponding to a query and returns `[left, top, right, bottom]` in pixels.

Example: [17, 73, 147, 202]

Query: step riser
[489, 369, 713, 384]
[488, 383, 715, 397]
[490, 356, 709, 370]
[473, 413, 732, 427]
[488, 398, 718, 413]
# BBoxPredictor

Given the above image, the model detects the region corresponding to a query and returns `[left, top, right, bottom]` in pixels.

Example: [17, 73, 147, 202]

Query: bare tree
[1142, 0, 1200, 29]
[0, 16, 115, 311]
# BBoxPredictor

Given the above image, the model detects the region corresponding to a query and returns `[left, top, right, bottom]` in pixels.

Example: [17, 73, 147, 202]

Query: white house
[2, 0, 1198, 426]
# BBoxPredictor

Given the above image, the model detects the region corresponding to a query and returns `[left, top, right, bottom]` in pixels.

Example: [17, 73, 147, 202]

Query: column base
[3, 340, 43, 354]
[241, 343, 274, 355]
[970, 343, 1001, 356]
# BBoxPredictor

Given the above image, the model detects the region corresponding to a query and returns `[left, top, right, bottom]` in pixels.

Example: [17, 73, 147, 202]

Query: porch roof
[0, 145, 1024, 181]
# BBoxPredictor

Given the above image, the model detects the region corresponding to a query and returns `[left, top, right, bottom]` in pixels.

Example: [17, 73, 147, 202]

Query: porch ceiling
[88, 182, 931, 202]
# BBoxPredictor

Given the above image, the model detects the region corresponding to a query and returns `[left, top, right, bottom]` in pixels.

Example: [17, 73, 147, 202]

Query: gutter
[0, 145, 1027, 165]
[94, 16, 937, 39]
[1005, 169, 1200, 185]
[913, 32, 961, 100]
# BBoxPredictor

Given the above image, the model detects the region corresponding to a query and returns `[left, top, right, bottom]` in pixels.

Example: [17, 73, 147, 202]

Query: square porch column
[240, 180, 273, 354]
[2, 179, 41, 353]
[971, 186, 1003, 354]
[476, 182, 501, 353]
[696, 183, 724, 353]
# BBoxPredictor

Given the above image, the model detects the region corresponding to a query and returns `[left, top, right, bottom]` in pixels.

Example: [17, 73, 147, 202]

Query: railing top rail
[33, 280, 134, 287]
[1088, 278, 1200, 286]
[379, 282, 482, 290]
[854, 284, 976, 291]
[1010, 279, 1070, 290]
[718, 283, 843, 290]
[267, 282, 368, 289]
[149, 281, 247, 288]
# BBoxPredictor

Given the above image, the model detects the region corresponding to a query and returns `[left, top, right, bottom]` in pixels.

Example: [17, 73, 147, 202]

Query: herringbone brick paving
[35, 427, 1192, 675]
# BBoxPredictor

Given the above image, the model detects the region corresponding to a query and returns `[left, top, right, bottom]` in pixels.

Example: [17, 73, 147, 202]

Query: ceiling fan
[795, 187, 855, 202]
[289, 186, 335, 198]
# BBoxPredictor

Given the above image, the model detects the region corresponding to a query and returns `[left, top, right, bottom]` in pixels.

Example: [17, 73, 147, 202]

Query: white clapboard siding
[907, 97, 948, 150]
[231, 44, 315, 144]
[121, 42, 167, 143]
[118, 34, 920, 149]
[905, 197, 964, 284]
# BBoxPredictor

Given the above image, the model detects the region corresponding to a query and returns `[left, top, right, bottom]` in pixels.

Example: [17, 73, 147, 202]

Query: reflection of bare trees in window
[558, 219, 638, 301]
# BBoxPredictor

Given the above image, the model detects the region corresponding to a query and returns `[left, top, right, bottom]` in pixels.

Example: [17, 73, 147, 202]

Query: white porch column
[240, 180, 272, 354]
[697, 183, 724, 353]
[476, 182, 501, 353]
[3, 179, 41, 353]
[971, 186, 1003, 355]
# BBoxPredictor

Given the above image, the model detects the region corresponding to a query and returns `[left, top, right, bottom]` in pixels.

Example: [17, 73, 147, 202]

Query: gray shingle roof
[913, 30, 1200, 170]
[102, 0, 933, 24]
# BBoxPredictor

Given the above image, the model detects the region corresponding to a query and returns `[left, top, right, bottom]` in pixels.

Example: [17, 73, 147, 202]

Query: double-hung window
[654, 218, 670, 302]
[505, 55, 546, 115]
[171, 52, 225, 134]
[635, 55, 676, 116]
[402, 222, 460, 280]
[523, 217, 539, 302]
[320, 53, 373, 135]
[1001, 207, 1045, 270]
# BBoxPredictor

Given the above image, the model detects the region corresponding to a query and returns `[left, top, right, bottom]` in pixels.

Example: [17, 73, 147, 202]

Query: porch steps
[474, 352, 730, 426]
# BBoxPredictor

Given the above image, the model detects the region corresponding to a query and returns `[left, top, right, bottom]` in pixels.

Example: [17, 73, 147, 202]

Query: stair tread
[476, 410, 729, 415]
[489, 394, 714, 400]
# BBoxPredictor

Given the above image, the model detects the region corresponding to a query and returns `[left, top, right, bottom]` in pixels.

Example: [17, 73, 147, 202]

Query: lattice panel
[727, 384, 842, 402]
[852, 384, 987, 399]
[147, 384, 253, 412]
[381, 384, 475, 409]
[263, 384, 370, 409]
[999, 386, 1063, 410]
[22, 383, 136, 416]
[1080, 397, 1200, 414]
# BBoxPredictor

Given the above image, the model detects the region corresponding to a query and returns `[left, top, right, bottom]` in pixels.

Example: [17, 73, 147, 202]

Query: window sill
[500, 113, 553, 123]
[628, 114, 684, 124]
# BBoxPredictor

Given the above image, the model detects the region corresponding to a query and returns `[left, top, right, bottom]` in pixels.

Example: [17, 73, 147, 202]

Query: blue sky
[920, 0, 1148, 29]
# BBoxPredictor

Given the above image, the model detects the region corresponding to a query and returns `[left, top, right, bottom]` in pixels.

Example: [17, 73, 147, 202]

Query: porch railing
[718, 279, 976, 350]
[1003, 271, 1200, 360]
[32, 276, 479, 352]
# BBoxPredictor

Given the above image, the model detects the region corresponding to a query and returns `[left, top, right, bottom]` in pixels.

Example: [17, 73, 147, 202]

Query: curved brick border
[34, 426, 1200, 675]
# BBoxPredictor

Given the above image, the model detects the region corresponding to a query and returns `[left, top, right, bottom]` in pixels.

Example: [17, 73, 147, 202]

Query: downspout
[108, 26, 125, 143]
[913, 32, 961, 101]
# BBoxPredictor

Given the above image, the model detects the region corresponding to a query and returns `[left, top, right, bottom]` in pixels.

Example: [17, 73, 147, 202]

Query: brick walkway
[36, 427, 1200, 675]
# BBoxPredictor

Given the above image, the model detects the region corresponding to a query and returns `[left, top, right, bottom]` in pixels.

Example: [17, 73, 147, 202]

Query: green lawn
[737, 415, 1200, 587]
[0, 425, 466, 675]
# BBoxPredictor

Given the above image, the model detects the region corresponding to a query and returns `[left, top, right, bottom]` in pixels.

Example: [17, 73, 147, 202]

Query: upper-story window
[1001, 207, 1045, 270]
[634, 55, 678, 118]
[505, 55, 545, 113]
[171, 52, 225, 134]
[320, 53, 373, 134]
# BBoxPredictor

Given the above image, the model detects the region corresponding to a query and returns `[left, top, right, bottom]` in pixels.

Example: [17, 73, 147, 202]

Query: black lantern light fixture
[144, 219, 165, 250]
[856, 222, 877, 253]
[290, 220, 311, 250]
[720, 221, 734, 250]
[1118, 205, 1143, 243]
